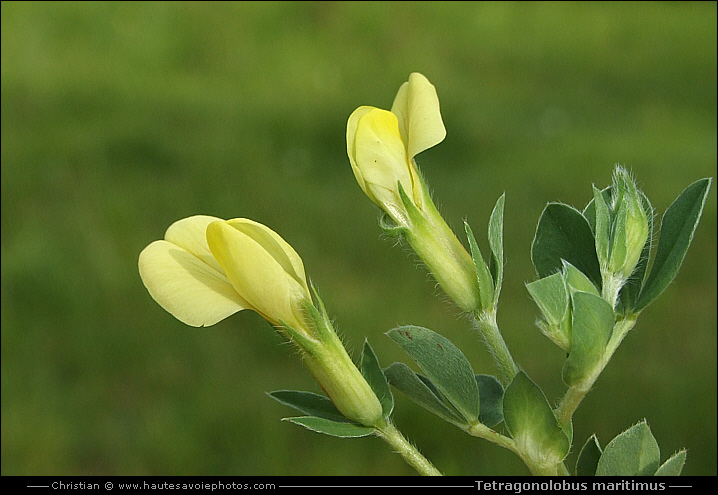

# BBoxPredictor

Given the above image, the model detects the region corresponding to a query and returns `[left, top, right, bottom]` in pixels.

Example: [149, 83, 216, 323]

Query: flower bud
[607, 169, 650, 280]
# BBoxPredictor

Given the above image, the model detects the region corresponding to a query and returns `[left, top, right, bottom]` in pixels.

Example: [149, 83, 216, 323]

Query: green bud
[608, 168, 650, 280]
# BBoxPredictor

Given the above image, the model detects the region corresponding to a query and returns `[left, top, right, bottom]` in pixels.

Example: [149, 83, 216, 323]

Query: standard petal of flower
[353, 108, 413, 213]
[138, 240, 249, 327]
[390, 72, 446, 160]
[165, 215, 225, 274]
[206, 220, 310, 330]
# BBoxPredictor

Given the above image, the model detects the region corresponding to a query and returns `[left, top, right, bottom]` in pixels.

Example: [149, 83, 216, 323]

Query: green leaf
[488, 194, 505, 305]
[476, 374, 504, 427]
[532, 203, 601, 287]
[526, 272, 570, 327]
[584, 185, 613, 234]
[654, 450, 687, 476]
[386, 326, 479, 423]
[576, 434, 602, 476]
[384, 362, 467, 426]
[526, 272, 571, 350]
[360, 340, 393, 417]
[635, 178, 712, 312]
[268, 390, 351, 423]
[562, 260, 600, 297]
[562, 292, 614, 387]
[503, 371, 570, 467]
[283, 416, 375, 438]
[464, 222, 495, 311]
[591, 185, 612, 267]
[596, 421, 660, 476]
[608, 198, 630, 272]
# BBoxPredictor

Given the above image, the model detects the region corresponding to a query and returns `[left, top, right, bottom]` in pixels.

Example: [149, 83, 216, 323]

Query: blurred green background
[2, 1, 715, 476]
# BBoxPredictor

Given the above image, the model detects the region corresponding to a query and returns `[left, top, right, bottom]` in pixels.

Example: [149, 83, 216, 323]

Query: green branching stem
[465, 422, 569, 476]
[374, 420, 443, 476]
[466, 421, 519, 454]
[471, 309, 519, 384]
[556, 315, 638, 427]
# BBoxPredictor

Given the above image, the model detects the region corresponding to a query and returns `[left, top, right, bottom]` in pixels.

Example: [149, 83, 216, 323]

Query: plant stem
[374, 420, 443, 476]
[466, 422, 568, 476]
[472, 310, 518, 384]
[556, 315, 638, 427]
[465, 421, 519, 453]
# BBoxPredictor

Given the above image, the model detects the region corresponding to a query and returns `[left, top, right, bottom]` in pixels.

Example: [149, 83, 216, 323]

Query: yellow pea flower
[138, 215, 251, 328]
[347, 72, 446, 226]
[138, 215, 311, 332]
[206, 218, 311, 333]
[347, 73, 484, 313]
[138, 216, 383, 426]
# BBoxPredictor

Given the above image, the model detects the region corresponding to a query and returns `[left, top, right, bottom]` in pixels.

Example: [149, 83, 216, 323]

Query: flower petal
[164, 215, 225, 274]
[225, 218, 309, 293]
[206, 220, 310, 330]
[353, 108, 413, 220]
[138, 239, 249, 327]
[346, 105, 376, 196]
[390, 72, 446, 160]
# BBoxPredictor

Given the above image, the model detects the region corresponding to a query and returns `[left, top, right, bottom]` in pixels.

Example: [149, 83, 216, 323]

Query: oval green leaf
[284, 416, 375, 438]
[387, 325, 479, 423]
[503, 371, 570, 468]
[635, 178, 711, 312]
[654, 450, 687, 476]
[596, 421, 660, 476]
[562, 292, 614, 387]
[360, 340, 394, 417]
[526, 272, 569, 327]
[476, 374, 504, 427]
[532, 202, 601, 287]
[384, 362, 467, 426]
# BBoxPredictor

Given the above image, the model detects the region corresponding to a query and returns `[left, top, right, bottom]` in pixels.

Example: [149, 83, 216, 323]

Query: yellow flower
[139, 216, 383, 426]
[346, 73, 485, 313]
[347, 72, 446, 226]
[138, 215, 249, 327]
[207, 218, 311, 332]
[138, 215, 311, 333]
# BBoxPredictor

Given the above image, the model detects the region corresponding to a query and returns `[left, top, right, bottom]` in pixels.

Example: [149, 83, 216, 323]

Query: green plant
[138, 73, 711, 476]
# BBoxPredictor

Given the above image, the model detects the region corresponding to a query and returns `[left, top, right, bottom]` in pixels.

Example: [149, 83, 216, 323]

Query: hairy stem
[466, 422, 568, 476]
[465, 421, 519, 453]
[556, 316, 638, 427]
[374, 420, 443, 476]
[471, 310, 519, 384]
